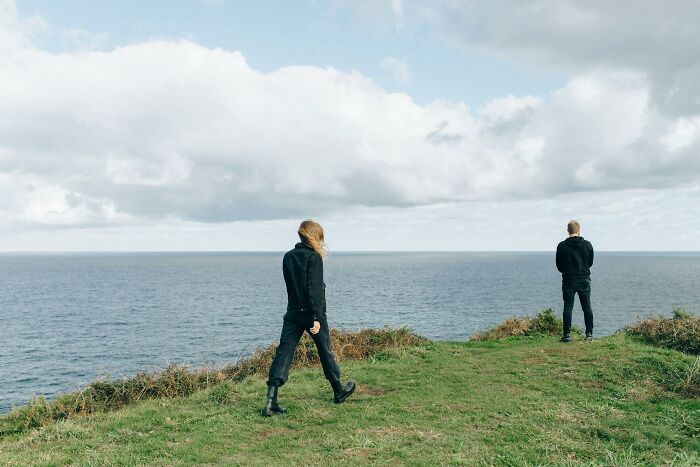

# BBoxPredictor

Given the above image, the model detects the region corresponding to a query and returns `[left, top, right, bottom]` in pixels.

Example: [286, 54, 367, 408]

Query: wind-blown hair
[298, 220, 328, 257]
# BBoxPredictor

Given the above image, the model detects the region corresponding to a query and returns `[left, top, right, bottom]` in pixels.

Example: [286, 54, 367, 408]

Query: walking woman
[262, 220, 355, 417]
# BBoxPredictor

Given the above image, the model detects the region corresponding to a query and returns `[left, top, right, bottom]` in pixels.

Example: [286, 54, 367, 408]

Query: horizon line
[1, 250, 698, 254]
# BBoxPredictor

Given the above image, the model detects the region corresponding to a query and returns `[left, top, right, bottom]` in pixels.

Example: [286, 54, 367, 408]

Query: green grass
[1, 335, 699, 466]
[0, 328, 426, 436]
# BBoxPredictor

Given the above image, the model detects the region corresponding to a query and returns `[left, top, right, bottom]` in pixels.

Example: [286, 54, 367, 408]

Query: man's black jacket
[282, 242, 326, 325]
[556, 236, 594, 283]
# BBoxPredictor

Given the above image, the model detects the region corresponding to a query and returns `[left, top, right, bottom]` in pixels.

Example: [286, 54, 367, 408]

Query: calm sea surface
[1, 251, 699, 412]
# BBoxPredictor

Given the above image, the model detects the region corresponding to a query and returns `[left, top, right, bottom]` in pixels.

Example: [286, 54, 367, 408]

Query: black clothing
[556, 235, 595, 337]
[282, 242, 326, 326]
[331, 380, 356, 404]
[556, 236, 594, 283]
[267, 243, 340, 387]
[261, 385, 286, 416]
[267, 313, 340, 387]
[562, 281, 593, 336]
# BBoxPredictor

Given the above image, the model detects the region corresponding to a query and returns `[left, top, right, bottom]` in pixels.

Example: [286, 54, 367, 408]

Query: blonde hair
[567, 220, 581, 235]
[298, 220, 328, 257]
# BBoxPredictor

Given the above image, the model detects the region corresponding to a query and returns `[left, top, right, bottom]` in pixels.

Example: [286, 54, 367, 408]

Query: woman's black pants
[267, 314, 340, 387]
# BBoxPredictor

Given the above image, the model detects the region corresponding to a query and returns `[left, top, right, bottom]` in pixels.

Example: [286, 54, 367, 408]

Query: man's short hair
[567, 220, 580, 235]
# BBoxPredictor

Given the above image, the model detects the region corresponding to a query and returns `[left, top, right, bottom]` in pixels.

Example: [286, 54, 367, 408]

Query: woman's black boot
[271, 387, 287, 414]
[331, 380, 356, 404]
[261, 385, 278, 417]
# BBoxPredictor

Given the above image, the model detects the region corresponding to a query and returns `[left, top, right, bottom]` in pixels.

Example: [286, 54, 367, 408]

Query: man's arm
[555, 244, 564, 273]
[306, 253, 325, 324]
[588, 242, 594, 268]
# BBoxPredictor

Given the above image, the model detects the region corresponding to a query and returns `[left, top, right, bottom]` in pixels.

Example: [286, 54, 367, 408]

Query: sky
[1, 0, 699, 251]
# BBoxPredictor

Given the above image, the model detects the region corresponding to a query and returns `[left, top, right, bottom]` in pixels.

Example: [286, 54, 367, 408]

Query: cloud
[335, 0, 405, 23]
[378, 56, 412, 83]
[0, 0, 28, 51]
[66, 28, 109, 51]
[0, 171, 124, 227]
[0, 0, 699, 245]
[342, 1, 700, 120]
[382, 0, 700, 119]
[424, 121, 464, 145]
[4, 187, 699, 251]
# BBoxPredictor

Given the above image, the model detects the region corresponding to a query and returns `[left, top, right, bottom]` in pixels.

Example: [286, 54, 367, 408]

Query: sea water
[1, 251, 699, 412]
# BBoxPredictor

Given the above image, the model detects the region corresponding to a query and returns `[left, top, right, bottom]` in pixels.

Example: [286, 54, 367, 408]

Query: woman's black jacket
[282, 242, 326, 325]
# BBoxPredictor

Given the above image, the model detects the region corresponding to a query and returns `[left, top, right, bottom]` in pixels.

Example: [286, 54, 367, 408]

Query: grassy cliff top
[1, 334, 698, 466]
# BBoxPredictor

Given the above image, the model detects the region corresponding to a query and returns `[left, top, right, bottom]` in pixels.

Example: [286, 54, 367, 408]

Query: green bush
[673, 307, 693, 320]
[625, 308, 700, 355]
[471, 309, 568, 341]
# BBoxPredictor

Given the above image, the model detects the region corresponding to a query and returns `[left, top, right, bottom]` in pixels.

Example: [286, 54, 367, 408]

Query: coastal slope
[1, 335, 698, 465]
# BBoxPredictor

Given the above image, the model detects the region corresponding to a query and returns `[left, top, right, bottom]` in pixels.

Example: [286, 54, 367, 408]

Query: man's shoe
[261, 385, 281, 417]
[560, 335, 572, 343]
[585, 333, 593, 342]
[331, 380, 356, 404]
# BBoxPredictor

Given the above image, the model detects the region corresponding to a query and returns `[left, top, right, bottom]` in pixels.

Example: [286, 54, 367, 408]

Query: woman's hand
[309, 321, 321, 335]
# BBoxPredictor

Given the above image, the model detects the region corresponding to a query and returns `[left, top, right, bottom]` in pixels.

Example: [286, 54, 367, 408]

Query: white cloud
[0, 0, 27, 51]
[389, 0, 700, 119]
[3, 188, 699, 251]
[479, 95, 540, 122]
[379, 56, 412, 83]
[66, 28, 109, 51]
[662, 117, 700, 152]
[334, 0, 405, 23]
[0, 25, 697, 221]
[0, 1, 699, 250]
[0, 172, 124, 227]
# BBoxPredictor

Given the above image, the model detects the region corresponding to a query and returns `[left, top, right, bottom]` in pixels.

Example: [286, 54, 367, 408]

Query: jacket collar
[295, 242, 314, 251]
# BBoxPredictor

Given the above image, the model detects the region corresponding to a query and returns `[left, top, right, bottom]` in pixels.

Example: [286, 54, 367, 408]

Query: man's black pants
[267, 314, 340, 387]
[562, 280, 594, 336]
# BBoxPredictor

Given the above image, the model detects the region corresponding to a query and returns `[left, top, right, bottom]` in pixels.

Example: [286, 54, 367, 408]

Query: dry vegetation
[0, 327, 427, 436]
[470, 308, 565, 341]
[624, 308, 700, 355]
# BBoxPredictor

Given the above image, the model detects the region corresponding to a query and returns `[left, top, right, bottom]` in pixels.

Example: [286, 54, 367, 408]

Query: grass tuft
[624, 308, 700, 355]
[0, 327, 427, 436]
[676, 355, 700, 397]
[470, 308, 569, 341]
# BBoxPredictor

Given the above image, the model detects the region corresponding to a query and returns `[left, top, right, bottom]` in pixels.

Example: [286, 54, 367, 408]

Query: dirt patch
[361, 426, 442, 441]
[404, 404, 423, 413]
[354, 384, 392, 397]
[576, 379, 604, 389]
[256, 426, 294, 440]
[522, 357, 547, 365]
[554, 404, 585, 423]
[343, 447, 373, 458]
[624, 379, 666, 401]
[449, 403, 468, 412]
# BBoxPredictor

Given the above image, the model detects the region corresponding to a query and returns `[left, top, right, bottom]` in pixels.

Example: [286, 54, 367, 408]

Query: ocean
[1, 251, 699, 413]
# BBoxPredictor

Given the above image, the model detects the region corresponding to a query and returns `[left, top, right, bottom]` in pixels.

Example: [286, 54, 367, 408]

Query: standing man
[556, 220, 594, 342]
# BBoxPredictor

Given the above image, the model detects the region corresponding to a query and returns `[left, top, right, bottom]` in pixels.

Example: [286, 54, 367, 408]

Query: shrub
[470, 308, 567, 341]
[624, 308, 700, 355]
[0, 327, 427, 436]
[673, 307, 693, 320]
[676, 356, 700, 397]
